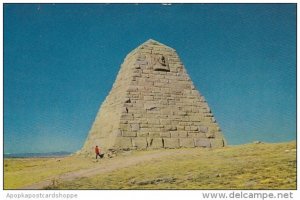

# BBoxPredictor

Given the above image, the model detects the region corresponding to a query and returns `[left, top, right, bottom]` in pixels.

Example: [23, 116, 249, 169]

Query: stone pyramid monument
[80, 39, 226, 154]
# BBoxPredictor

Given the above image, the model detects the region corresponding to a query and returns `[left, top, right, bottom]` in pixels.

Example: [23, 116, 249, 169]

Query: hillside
[4, 141, 296, 189]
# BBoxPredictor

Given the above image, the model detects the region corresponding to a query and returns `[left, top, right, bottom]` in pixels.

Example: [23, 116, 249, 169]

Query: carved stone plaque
[151, 54, 170, 72]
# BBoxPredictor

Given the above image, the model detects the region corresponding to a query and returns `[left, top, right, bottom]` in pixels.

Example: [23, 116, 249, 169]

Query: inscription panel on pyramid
[81, 39, 226, 154]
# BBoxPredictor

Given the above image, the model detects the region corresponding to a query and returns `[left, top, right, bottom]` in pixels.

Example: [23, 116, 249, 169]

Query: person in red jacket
[95, 146, 101, 159]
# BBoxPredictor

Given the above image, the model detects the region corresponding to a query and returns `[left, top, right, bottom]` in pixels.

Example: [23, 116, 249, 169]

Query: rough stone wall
[80, 52, 136, 154]
[81, 39, 226, 154]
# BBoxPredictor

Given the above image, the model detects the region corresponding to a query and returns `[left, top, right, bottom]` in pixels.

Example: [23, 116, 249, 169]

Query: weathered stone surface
[194, 138, 211, 148]
[170, 131, 188, 138]
[137, 131, 148, 137]
[144, 96, 154, 101]
[177, 125, 185, 131]
[164, 125, 177, 131]
[147, 138, 163, 149]
[188, 132, 206, 138]
[119, 124, 129, 131]
[124, 98, 131, 103]
[113, 129, 123, 137]
[180, 138, 195, 148]
[210, 138, 224, 148]
[122, 131, 137, 137]
[149, 132, 160, 138]
[160, 132, 171, 138]
[131, 123, 140, 131]
[190, 126, 198, 131]
[114, 137, 132, 149]
[121, 107, 129, 113]
[164, 138, 180, 148]
[144, 103, 157, 111]
[147, 118, 160, 124]
[132, 137, 148, 149]
[160, 119, 171, 125]
[170, 131, 179, 138]
[205, 132, 215, 138]
[199, 126, 208, 133]
[80, 39, 226, 153]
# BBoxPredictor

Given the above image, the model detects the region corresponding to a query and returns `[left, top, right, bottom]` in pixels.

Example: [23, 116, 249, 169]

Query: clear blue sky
[4, 4, 296, 153]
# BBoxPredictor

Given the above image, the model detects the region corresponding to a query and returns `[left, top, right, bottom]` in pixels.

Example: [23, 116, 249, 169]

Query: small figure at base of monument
[95, 146, 104, 159]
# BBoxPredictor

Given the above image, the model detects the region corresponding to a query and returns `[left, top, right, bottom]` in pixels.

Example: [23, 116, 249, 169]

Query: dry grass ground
[4, 156, 96, 189]
[4, 141, 296, 190]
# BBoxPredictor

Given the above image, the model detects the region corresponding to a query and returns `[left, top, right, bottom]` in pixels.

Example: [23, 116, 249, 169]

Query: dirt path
[21, 149, 186, 189]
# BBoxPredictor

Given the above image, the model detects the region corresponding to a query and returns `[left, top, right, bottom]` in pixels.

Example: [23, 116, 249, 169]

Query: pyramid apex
[125, 39, 176, 60]
[144, 38, 160, 44]
[143, 38, 169, 47]
[134, 39, 176, 53]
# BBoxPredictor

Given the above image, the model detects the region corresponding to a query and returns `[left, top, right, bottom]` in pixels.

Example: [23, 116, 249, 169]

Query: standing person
[95, 145, 101, 159]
